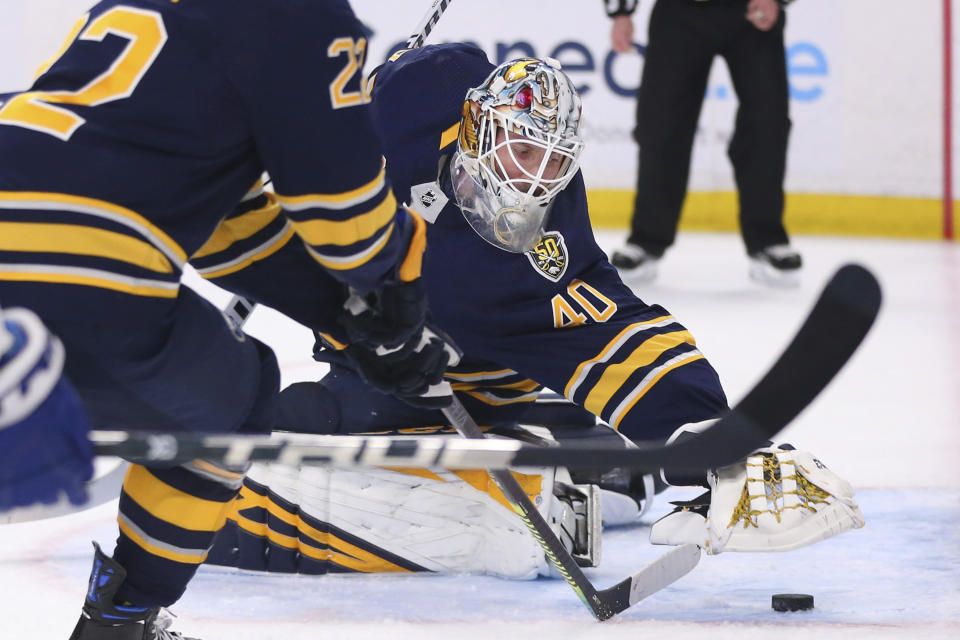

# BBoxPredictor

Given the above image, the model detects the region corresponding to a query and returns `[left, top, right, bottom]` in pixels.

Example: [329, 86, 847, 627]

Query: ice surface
[2, 231, 958, 638]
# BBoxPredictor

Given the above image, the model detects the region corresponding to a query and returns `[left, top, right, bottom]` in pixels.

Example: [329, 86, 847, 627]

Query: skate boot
[749, 244, 802, 287]
[68, 543, 199, 640]
[610, 242, 660, 282]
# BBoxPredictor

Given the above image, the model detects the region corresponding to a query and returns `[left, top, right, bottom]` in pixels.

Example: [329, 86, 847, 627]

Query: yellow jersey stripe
[398, 209, 426, 282]
[451, 379, 540, 393]
[276, 167, 386, 211]
[118, 515, 210, 565]
[122, 464, 233, 532]
[195, 222, 294, 279]
[0, 191, 187, 266]
[191, 194, 282, 258]
[583, 330, 696, 415]
[565, 315, 677, 398]
[439, 122, 460, 149]
[290, 191, 396, 248]
[611, 352, 706, 429]
[0, 222, 174, 273]
[0, 264, 179, 297]
[305, 221, 394, 271]
[316, 331, 348, 350]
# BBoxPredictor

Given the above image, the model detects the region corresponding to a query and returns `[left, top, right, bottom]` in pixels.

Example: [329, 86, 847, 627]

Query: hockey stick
[90, 264, 881, 469]
[405, 0, 454, 49]
[442, 394, 700, 620]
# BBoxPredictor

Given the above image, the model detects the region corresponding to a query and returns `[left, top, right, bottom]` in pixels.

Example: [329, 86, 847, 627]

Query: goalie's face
[451, 57, 584, 253]
[491, 128, 567, 196]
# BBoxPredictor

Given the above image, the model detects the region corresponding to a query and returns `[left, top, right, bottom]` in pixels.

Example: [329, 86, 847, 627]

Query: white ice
[1, 231, 958, 639]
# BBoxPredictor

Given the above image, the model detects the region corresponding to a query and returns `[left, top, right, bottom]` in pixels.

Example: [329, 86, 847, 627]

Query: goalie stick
[91, 264, 882, 473]
[442, 393, 701, 620]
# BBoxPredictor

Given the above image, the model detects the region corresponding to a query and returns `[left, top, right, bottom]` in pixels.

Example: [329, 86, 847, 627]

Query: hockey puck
[772, 593, 814, 612]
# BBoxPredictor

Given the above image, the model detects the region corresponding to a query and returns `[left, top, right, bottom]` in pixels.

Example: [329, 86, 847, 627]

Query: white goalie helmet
[451, 57, 584, 253]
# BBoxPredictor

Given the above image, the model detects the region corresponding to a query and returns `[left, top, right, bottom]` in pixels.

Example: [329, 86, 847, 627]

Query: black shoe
[749, 244, 802, 287]
[69, 543, 199, 640]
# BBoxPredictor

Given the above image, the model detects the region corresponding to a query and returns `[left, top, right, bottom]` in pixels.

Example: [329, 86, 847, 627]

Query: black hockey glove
[340, 324, 462, 409]
[341, 279, 427, 349]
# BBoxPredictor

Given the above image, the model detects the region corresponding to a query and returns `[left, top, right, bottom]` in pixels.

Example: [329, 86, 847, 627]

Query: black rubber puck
[772, 593, 814, 611]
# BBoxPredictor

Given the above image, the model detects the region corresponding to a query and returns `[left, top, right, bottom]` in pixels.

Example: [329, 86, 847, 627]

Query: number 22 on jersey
[0, 6, 372, 140]
[0, 7, 167, 141]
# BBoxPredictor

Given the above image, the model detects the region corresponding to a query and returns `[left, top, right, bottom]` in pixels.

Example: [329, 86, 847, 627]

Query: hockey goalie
[205, 409, 864, 579]
[205, 45, 864, 579]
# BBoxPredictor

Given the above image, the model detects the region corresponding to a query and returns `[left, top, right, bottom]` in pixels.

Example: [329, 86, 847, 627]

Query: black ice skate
[610, 242, 660, 282]
[69, 543, 198, 640]
[749, 244, 802, 287]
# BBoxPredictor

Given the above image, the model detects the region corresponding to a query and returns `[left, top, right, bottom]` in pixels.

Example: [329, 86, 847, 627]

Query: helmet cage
[453, 58, 584, 253]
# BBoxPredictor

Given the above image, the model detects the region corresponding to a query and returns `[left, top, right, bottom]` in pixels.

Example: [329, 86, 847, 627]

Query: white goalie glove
[650, 444, 865, 555]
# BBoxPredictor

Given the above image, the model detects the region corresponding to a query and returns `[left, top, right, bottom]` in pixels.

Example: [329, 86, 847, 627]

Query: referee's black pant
[628, 0, 792, 256]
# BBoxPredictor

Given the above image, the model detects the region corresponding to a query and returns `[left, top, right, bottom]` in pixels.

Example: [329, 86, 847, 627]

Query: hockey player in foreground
[0, 1, 457, 638]
[204, 46, 865, 581]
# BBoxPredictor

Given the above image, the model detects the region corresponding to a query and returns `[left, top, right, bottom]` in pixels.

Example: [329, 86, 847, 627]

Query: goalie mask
[451, 57, 584, 253]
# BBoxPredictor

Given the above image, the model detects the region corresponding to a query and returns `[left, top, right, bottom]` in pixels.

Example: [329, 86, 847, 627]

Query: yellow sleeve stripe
[398, 209, 426, 282]
[122, 464, 233, 532]
[276, 167, 386, 212]
[0, 222, 174, 273]
[582, 330, 696, 416]
[439, 121, 460, 149]
[289, 190, 396, 248]
[305, 221, 394, 271]
[117, 516, 211, 565]
[451, 379, 540, 393]
[316, 332, 348, 350]
[0, 265, 178, 298]
[192, 194, 282, 258]
[195, 222, 294, 279]
[0, 191, 186, 265]
[564, 315, 677, 398]
[610, 352, 705, 429]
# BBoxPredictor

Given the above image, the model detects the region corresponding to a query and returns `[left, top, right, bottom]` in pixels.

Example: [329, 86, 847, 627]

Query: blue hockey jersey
[355, 44, 728, 443]
[0, 0, 417, 317]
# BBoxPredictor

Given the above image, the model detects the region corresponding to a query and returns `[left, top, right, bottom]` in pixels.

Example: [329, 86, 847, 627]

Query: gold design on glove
[728, 452, 832, 529]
